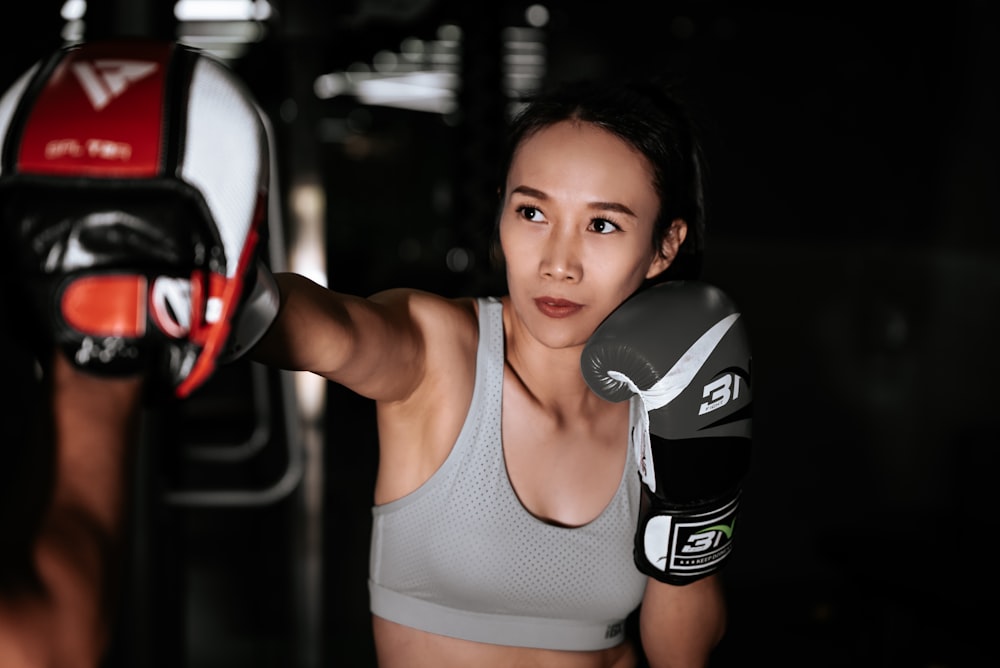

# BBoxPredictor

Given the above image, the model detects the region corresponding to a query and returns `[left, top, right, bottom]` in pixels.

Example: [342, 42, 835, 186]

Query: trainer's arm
[0, 351, 142, 668]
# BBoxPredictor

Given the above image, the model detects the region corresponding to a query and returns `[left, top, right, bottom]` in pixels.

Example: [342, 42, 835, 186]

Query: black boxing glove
[581, 281, 752, 585]
[0, 38, 274, 399]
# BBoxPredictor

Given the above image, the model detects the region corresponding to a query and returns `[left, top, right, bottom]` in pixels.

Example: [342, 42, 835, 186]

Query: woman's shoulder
[368, 288, 483, 352]
[370, 287, 478, 323]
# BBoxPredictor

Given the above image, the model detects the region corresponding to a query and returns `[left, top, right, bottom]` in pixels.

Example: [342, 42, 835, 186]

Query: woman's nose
[539, 228, 581, 282]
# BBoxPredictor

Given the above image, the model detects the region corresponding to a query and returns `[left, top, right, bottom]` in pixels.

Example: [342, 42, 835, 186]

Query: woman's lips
[534, 297, 582, 318]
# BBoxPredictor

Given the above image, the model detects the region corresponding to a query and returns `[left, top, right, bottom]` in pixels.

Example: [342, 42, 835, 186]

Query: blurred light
[399, 37, 426, 61]
[288, 178, 329, 423]
[373, 50, 399, 73]
[288, 180, 326, 424]
[59, 0, 85, 40]
[60, 0, 86, 21]
[437, 23, 462, 43]
[312, 21, 545, 116]
[356, 72, 459, 114]
[314, 73, 349, 98]
[289, 181, 327, 287]
[446, 247, 472, 272]
[61, 20, 85, 42]
[179, 20, 265, 44]
[525, 4, 549, 28]
[174, 0, 272, 22]
[503, 27, 548, 98]
[295, 364, 327, 423]
[315, 69, 459, 115]
[346, 62, 373, 77]
[175, 0, 273, 61]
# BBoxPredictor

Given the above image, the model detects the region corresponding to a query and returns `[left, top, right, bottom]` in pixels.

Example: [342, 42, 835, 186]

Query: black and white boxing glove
[0, 39, 277, 399]
[581, 281, 752, 585]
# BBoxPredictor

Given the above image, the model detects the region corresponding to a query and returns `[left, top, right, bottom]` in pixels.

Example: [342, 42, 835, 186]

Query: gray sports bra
[368, 296, 647, 651]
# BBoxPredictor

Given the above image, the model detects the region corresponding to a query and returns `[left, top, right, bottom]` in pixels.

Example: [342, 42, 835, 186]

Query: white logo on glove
[699, 373, 743, 415]
[72, 59, 159, 111]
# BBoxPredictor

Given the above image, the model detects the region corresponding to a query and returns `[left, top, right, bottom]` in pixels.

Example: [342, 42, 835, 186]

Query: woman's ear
[645, 218, 688, 279]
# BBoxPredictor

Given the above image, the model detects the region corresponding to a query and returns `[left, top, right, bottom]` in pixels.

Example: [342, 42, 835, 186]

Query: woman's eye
[590, 218, 620, 234]
[516, 205, 543, 221]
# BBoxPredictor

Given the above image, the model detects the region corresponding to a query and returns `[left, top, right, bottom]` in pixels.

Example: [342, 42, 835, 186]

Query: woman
[251, 79, 728, 667]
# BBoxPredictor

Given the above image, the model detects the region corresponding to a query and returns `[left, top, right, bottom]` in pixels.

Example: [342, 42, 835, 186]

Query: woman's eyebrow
[588, 201, 637, 217]
[512, 186, 637, 217]
[511, 185, 548, 199]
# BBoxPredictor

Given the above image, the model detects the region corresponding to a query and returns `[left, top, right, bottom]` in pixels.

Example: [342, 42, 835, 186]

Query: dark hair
[492, 77, 708, 284]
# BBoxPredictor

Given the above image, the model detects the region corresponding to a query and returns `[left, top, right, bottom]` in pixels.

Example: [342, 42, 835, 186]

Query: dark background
[2, 1, 998, 666]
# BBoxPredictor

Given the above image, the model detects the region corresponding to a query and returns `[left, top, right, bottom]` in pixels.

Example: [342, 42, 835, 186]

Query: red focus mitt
[0, 38, 274, 399]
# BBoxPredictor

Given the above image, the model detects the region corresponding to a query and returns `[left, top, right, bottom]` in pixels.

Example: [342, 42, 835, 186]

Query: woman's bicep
[250, 274, 425, 400]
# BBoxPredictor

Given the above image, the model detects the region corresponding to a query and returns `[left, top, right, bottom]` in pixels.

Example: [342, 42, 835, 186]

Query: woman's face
[499, 119, 684, 351]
